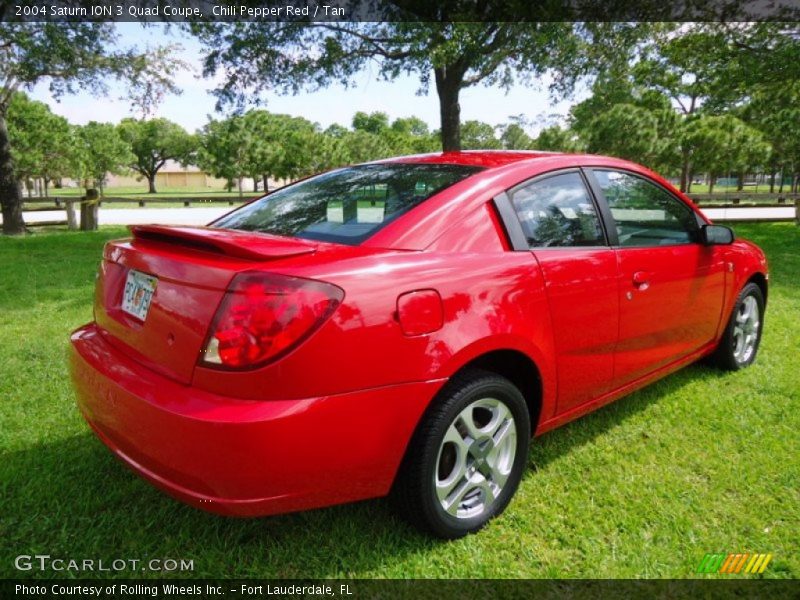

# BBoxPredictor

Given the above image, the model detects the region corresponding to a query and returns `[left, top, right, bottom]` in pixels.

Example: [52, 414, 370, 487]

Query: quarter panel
[192, 252, 556, 412]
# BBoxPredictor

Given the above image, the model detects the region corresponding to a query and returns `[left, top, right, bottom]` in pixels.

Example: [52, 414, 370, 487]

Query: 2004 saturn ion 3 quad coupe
[70, 151, 768, 538]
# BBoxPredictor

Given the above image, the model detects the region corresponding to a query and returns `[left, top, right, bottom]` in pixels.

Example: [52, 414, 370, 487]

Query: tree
[743, 83, 800, 193]
[197, 115, 250, 194]
[339, 129, 394, 164]
[681, 115, 770, 193]
[460, 120, 501, 150]
[239, 110, 285, 191]
[118, 118, 196, 193]
[583, 104, 660, 164]
[190, 21, 642, 152]
[352, 111, 390, 135]
[498, 116, 534, 150]
[0, 23, 182, 233]
[533, 125, 583, 152]
[6, 93, 76, 196]
[74, 122, 133, 195]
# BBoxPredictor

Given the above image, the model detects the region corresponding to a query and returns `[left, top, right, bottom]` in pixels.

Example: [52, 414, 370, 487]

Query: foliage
[743, 83, 800, 188]
[73, 122, 133, 192]
[681, 115, 771, 191]
[189, 22, 643, 150]
[533, 125, 583, 153]
[6, 93, 76, 186]
[498, 117, 534, 150]
[460, 120, 501, 150]
[0, 23, 183, 233]
[583, 104, 660, 164]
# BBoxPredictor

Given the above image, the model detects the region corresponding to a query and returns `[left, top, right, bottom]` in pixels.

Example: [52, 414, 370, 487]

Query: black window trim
[583, 167, 706, 249]
[493, 167, 612, 251]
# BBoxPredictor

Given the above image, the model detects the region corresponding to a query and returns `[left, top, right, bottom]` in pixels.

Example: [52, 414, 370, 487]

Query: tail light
[200, 272, 343, 370]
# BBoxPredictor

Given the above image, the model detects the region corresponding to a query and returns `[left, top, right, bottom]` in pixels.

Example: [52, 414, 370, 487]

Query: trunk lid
[94, 226, 318, 384]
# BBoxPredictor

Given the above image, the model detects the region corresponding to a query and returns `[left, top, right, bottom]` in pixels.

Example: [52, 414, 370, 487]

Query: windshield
[211, 163, 483, 245]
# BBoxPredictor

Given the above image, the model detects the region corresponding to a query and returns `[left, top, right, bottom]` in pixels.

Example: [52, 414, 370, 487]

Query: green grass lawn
[0, 224, 797, 579]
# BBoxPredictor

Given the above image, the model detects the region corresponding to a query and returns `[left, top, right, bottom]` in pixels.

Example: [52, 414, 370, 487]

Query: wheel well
[454, 350, 543, 435]
[748, 272, 768, 306]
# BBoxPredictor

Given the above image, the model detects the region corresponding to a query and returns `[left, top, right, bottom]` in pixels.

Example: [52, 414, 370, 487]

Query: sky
[28, 23, 587, 136]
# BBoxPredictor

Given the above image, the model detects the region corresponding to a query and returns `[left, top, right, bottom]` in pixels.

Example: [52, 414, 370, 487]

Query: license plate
[121, 270, 158, 321]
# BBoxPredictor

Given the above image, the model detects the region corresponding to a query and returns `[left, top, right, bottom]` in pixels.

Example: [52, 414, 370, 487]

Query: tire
[710, 282, 765, 371]
[391, 369, 531, 539]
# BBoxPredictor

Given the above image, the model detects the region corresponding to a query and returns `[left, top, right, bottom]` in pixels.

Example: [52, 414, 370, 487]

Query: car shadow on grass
[1, 429, 438, 579]
[1, 363, 728, 579]
[525, 362, 727, 475]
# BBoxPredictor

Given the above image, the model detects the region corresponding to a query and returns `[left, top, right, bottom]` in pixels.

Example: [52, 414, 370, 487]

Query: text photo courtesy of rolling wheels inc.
[0, 2, 798, 598]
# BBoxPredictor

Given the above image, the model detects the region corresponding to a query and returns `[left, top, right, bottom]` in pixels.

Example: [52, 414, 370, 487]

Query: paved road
[700, 206, 796, 221]
[7, 204, 797, 227]
[14, 206, 233, 227]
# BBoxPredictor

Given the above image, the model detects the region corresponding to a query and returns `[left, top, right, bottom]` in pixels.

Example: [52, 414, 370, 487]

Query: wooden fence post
[80, 189, 99, 231]
[65, 199, 77, 230]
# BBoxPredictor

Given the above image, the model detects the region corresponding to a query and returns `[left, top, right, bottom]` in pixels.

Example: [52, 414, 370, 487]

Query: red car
[70, 151, 768, 538]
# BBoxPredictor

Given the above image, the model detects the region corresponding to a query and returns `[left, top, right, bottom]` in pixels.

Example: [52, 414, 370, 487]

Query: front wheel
[710, 282, 765, 370]
[391, 369, 530, 539]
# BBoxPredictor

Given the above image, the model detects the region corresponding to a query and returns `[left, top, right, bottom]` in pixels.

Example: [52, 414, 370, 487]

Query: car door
[587, 168, 727, 388]
[502, 169, 619, 414]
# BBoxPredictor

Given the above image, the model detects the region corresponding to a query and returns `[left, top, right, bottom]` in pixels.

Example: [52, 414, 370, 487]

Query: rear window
[211, 163, 483, 245]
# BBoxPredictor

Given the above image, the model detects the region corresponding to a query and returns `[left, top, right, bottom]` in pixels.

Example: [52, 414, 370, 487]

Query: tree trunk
[253, 179, 258, 193]
[737, 172, 744, 191]
[0, 113, 25, 235]
[679, 152, 690, 193]
[770, 170, 775, 194]
[147, 174, 157, 194]
[709, 175, 715, 196]
[434, 66, 463, 152]
[262, 175, 269, 193]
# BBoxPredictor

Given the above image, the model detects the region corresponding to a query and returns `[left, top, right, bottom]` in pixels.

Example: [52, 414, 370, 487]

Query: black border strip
[492, 191, 529, 252]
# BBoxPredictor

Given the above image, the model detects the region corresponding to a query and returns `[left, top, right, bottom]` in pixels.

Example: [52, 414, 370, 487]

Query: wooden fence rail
[21, 190, 99, 230]
[23, 194, 251, 208]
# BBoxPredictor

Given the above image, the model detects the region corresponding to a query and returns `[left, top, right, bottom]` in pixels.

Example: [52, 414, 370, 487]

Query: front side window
[593, 169, 699, 247]
[212, 163, 482, 245]
[509, 171, 605, 248]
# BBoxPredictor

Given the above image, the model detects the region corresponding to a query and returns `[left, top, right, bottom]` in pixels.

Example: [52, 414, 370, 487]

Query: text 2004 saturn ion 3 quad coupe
[70, 151, 768, 538]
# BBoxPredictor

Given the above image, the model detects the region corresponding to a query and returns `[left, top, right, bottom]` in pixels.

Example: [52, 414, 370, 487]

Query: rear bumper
[70, 323, 443, 516]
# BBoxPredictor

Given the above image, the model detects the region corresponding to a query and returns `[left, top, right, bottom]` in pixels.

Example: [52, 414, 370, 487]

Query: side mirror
[701, 224, 734, 246]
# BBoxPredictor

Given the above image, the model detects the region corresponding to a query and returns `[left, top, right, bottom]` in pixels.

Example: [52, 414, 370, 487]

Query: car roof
[377, 150, 565, 169]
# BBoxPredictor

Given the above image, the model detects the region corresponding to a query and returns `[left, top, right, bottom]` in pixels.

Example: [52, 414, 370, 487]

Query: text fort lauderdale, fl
[17, 583, 355, 596]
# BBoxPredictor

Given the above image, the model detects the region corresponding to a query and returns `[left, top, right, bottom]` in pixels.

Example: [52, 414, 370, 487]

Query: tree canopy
[190, 22, 642, 152]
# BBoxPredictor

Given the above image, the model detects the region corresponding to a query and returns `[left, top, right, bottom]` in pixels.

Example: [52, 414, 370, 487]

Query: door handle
[632, 271, 651, 290]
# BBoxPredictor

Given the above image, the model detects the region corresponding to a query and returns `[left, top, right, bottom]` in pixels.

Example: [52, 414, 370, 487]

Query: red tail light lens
[201, 272, 343, 370]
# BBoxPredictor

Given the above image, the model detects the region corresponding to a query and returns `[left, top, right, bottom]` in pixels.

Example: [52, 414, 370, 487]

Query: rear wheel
[710, 282, 765, 370]
[392, 369, 530, 539]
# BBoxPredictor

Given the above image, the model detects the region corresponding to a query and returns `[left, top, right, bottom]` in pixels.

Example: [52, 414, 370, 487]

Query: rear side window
[593, 169, 699, 247]
[509, 171, 605, 248]
[212, 164, 482, 245]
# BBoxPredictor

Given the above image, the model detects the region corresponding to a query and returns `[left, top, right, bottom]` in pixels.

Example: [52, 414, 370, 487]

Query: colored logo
[697, 553, 772, 574]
